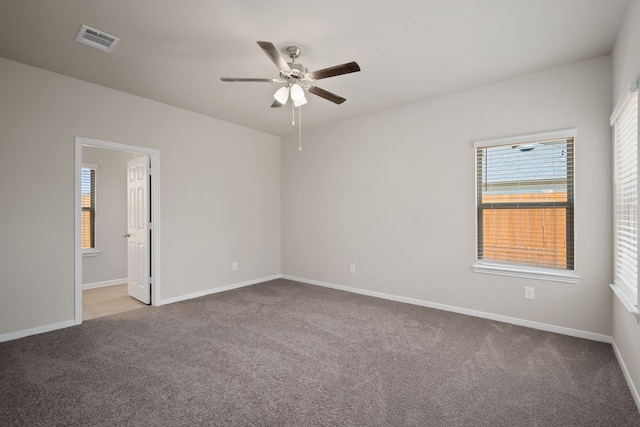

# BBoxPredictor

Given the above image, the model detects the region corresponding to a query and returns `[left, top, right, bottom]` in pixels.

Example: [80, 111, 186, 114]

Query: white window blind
[475, 131, 575, 271]
[81, 166, 96, 250]
[612, 82, 638, 306]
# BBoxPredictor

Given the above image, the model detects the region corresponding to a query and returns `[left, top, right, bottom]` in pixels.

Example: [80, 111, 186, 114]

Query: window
[81, 165, 97, 251]
[473, 129, 578, 283]
[611, 81, 638, 311]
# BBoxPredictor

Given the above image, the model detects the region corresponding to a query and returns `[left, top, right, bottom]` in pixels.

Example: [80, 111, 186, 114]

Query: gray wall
[81, 146, 138, 286]
[611, 0, 640, 407]
[0, 57, 281, 335]
[282, 55, 612, 336]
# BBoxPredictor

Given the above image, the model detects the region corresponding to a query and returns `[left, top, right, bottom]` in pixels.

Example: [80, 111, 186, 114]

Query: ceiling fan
[220, 41, 361, 108]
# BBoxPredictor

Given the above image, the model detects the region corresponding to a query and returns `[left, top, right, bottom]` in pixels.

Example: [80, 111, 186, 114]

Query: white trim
[82, 278, 128, 290]
[282, 275, 611, 343]
[75, 141, 82, 323]
[75, 136, 162, 326]
[611, 284, 640, 323]
[0, 320, 75, 343]
[473, 128, 577, 149]
[472, 262, 581, 284]
[159, 275, 282, 306]
[82, 163, 98, 170]
[611, 338, 640, 413]
[610, 80, 638, 125]
[1, 274, 613, 348]
[82, 248, 101, 257]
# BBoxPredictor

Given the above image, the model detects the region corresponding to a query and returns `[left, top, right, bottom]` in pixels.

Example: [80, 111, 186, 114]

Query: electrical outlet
[524, 286, 535, 300]
[232, 262, 238, 271]
[349, 264, 356, 274]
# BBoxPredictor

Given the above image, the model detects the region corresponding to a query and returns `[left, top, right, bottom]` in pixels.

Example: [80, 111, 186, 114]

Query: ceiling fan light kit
[290, 84, 307, 107]
[274, 86, 290, 105]
[221, 41, 361, 150]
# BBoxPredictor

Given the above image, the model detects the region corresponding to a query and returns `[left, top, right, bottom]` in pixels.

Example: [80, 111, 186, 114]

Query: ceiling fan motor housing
[282, 62, 308, 81]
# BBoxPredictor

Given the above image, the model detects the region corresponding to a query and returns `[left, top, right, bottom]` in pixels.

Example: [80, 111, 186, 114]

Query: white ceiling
[0, 0, 631, 136]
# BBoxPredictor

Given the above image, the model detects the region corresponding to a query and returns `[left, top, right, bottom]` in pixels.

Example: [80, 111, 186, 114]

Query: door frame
[74, 136, 162, 325]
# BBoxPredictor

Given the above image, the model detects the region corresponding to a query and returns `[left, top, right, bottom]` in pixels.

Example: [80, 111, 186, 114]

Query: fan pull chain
[291, 102, 295, 126]
[298, 106, 302, 151]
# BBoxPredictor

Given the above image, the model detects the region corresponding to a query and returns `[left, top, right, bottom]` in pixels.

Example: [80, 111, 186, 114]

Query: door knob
[124, 233, 131, 238]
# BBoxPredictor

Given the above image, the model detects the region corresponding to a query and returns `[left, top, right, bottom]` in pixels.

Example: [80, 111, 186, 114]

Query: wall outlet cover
[524, 286, 535, 300]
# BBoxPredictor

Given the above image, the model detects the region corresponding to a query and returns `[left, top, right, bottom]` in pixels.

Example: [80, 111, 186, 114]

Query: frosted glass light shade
[274, 86, 289, 105]
[293, 94, 307, 107]
[290, 83, 305, 101]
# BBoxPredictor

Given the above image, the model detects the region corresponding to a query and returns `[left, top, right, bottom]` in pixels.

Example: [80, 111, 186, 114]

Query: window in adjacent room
[473, 129, 579, 283]
[611, 81, 639, 311]
[81, 164, 97, 252]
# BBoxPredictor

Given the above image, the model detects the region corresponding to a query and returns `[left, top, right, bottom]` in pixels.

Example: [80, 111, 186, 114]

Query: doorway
[74, 137, 161, 325]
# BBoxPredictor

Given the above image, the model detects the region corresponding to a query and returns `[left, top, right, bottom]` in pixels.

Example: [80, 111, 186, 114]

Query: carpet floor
[1, 278, 639, 426]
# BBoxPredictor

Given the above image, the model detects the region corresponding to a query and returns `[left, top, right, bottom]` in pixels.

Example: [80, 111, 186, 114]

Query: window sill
[82, 249, 101, 258]
[610, 284, 640, 323]
[472, 262, 581, 284]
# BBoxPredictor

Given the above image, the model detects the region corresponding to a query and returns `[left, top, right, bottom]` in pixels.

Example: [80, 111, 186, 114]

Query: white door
[126, 155, 151, 304]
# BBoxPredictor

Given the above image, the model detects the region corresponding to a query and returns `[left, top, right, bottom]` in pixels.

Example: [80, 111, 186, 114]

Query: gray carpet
[1, 278, 638, 426]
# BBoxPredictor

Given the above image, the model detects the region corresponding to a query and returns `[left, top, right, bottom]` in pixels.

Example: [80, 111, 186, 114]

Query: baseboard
[0, 276, 282, 343]
[0, 319, 75, 343]
[82, 278, 127, 290]
[1, 274, 612, 346]
[282, 275, 613, 344]
[611, 338, 640, 413]
[159, 275, 283, 306]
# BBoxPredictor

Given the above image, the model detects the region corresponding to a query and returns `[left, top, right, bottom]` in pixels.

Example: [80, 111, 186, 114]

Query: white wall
[0, 57, 281, 336]
[611, 0, 640, 406]
[81, 146, 137, 286]
[282, 55, 612, 336]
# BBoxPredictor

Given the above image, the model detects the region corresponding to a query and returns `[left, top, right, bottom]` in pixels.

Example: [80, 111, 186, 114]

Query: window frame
[81, 163, 100, 257]
[472, 128, 580, 284]
[610, 80, 639, 317]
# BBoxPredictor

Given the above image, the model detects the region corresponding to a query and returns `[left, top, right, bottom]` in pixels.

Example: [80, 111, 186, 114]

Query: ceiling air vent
[75, 25, 119, 53]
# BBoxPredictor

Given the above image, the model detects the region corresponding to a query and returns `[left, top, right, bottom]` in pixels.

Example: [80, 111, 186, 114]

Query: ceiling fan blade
[257, 41, 291, 72]
[308, 86, 347, 104]
[220, 77, 279, 82]
[271, 100, 284, 108]
[309, 62, 360, 80]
